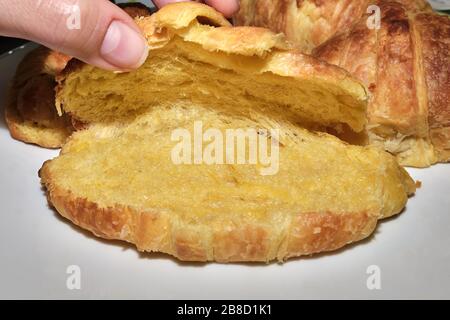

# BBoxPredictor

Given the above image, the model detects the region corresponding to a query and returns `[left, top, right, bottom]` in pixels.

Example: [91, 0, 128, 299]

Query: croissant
[314, 1, 449, 166]
[235, 0, 430, 53]
[239, 0, 450, 167]
[41, 3, 415, 262]
[5, 47, 73, 148]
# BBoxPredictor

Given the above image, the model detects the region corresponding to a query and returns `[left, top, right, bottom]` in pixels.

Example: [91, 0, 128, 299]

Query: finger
[204, 0, 240, 17]
[0, 0, 148, 71]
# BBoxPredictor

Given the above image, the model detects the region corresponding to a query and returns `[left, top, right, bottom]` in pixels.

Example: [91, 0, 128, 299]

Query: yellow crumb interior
[49, 17, 414, 224]
[59, 37, 366, 132]
[47, 104, 413, 223]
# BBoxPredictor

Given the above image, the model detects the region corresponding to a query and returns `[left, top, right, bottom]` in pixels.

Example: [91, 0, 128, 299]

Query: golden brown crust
[40, 163, 380, 263]
[5, 47, 73, 148]
[373, 2, 424, 135]
[235, 1, 444, 166]
[313, 1, 447, 167]
[415, 12, 450, 162]
[234, 0, 431, 53]
[235, 0, 369, 53]
[5, 106, 72, 149]
[280, 211, 378, 261]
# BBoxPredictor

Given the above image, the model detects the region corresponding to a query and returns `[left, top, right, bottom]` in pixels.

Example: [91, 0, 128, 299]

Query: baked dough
[314, 1, 450, 166]
[235, 0, 449, 167]
[235, 0, 431, 53]
[57, 3, 369, 134]
[5, 47, 72, 148]
[42, 3, 416, 263]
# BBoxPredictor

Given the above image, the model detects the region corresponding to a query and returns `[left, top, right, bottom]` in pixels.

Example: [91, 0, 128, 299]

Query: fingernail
[101, 20, 148, 70]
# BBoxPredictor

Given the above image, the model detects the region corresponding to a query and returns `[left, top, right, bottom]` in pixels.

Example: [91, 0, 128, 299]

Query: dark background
[0, 37, 27, 56]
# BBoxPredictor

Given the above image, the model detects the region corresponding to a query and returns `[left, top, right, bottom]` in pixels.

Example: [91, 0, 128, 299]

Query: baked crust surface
[5, 46, 72, 148]
[235, 0, 431, 53]
[235, 0, 448, 167]
[43, 3, 416, 263]
[40, 171, 380, 262]
[313, 1, 449, 166]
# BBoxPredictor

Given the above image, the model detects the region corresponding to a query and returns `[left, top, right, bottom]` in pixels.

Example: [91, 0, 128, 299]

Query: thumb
[0, 0, 148, 71]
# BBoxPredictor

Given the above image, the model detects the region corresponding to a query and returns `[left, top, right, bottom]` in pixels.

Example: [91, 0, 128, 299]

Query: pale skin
[0, 0, 240, 71]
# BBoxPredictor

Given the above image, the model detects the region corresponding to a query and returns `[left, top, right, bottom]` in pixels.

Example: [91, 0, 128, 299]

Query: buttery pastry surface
[43, 3, 416, 263]
[314, 1, 450, 166]
[40, 103, 415, 262]
[236, 0, 449, 167]
[235, 0, 431, 53]
[5, 46, 72, 148]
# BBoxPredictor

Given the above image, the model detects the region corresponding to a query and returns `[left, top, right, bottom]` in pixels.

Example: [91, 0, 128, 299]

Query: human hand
[0, 0, 239, 71]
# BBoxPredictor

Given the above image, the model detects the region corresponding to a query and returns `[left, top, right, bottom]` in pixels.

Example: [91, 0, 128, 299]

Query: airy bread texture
[41, 102, 415, 262]
[314, 1, 450, 166]
[57, 2, 368, 134]
[42, 3, 416, 263]
[5, 46, 72, 148]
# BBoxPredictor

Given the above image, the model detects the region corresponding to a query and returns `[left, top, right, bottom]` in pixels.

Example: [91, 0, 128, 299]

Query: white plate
[428, 0, 450, 11]
[0, 43, 449, 300]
